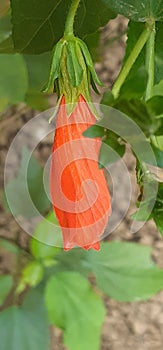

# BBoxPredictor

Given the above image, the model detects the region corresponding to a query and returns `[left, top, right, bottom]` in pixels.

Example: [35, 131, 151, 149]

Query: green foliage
[16, 261, 44, 294]
[0, 289, 50, 350]
[0, 275, 13, 306]
[24, 52, 51, 91]
[11, 0, 115, 54]
[0, 54, 28, 111]
[102, 0, 163, 21]
[86, 242, 163, 301]
[0, 13, 14, 53]
[45, 271, 105, 350]
[30, 211, 62, 260]
[4, 147, 51, 217]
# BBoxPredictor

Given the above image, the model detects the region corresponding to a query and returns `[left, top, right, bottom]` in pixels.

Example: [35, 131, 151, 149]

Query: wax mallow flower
[45, 34, 111, 250]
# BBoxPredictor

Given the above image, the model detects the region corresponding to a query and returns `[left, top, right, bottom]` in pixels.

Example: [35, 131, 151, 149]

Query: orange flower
[50, 95, 111, 250]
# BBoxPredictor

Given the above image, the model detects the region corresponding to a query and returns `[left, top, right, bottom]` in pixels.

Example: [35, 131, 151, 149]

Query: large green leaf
[0, 54, 28, 111]
[102, 0, 163, 21]
[86, 242, 163, 301]
[0, 0, 10, 18]
[45, 272, 105, 350]
[31, 211, 61, 260]
[0, 289, 50, 350]
[11, 0, 115, 54]
[24, 52, 51, 91]
[0, 275, 13, 306]
[4, 147, 51, 218]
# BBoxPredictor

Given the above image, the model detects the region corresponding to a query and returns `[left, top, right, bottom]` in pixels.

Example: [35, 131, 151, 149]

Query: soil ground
[0, 15, 163, 350]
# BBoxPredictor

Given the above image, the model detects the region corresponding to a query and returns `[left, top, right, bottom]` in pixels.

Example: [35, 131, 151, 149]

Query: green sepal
[44, 39, 65, 92]
[77, 38, 104, 87]
[66, 40, 83, 87]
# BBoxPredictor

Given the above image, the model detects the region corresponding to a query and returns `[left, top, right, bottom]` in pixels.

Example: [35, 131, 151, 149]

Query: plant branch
[145, 21, 155, 100]
[112, 25, 151, 99]
[64, 0, 81, 37]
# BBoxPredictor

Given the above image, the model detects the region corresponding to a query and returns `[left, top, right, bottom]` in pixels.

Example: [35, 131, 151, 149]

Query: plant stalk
[112, 25, 151, 99]
[64, 0, 81, 37]
[145, 21, 155, 100]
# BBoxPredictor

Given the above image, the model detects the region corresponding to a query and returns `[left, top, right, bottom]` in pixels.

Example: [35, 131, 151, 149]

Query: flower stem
[112, 25, 151, 99]
[64, 0, 81, 37]
[145, 21, 155, 100]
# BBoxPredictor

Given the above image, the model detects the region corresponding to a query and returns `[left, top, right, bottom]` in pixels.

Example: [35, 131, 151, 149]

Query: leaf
[0, 0, 10, 18]
[45, 272, 105, 350]
[86, 242, 163, 301]
[113, 98, 161, 137]
[4, 147, 51, 218]
[83, 125, 105, 138]
[0, 54, 28, 111]
[0, 275, 13, 306]
[119, 67, 148, 99]
[0, 289, 50, 350]
[153, 79, 163, 96]
[24, 52, 51, 91]
[25, 91, 50, 111]
[21, 261, 44, 288]
[152, 183, 163, 235]
[102, 0, 163, 21]
[30, 211, 61, 260]
[99, 131, 125, 167]
[0, 15, 11, 43]
[11, 0, 115, 54]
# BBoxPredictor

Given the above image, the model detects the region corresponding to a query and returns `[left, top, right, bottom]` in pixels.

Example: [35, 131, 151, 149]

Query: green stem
[145, 21, 155, 100]
[112, 25, 151, 99]
[64, 0, 80, 37]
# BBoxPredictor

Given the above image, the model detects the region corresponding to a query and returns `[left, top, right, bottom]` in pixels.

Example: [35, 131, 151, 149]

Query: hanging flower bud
[50, 95, 111, 250]
[45, 7, 111, 250]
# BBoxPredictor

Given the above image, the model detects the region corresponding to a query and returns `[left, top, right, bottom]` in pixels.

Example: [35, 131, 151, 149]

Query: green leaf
[99, 131, 125, 167]
[45, 272, 105, 350]
[151, 143, 163, 168]
[0, 54, 28, 111]
[0, 275, 13, 306]
[25, 91, 50, 111]
[20, 261, 44, 288]
[31, 211, 61, 259]
[83, 125, 105, 138]
[0, 13, 14, 53]
[11, 0, 115, 54]
[102, 0, 163, 21]
[113, 98, 160, 137]
[84, 31, 101, 62]
[152, 183, 163, 235]
[147, 96, 163, 117]
[4, 147, 51, 218]
[153, 79, 163, 96]
[0, 15, 11, 43]
[0, 289, 50, 350]
[86, 242, 163, 301]
[0, 0, 10, 18]
[119, 67, 148, 99]
[24, 52, 51, 91]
